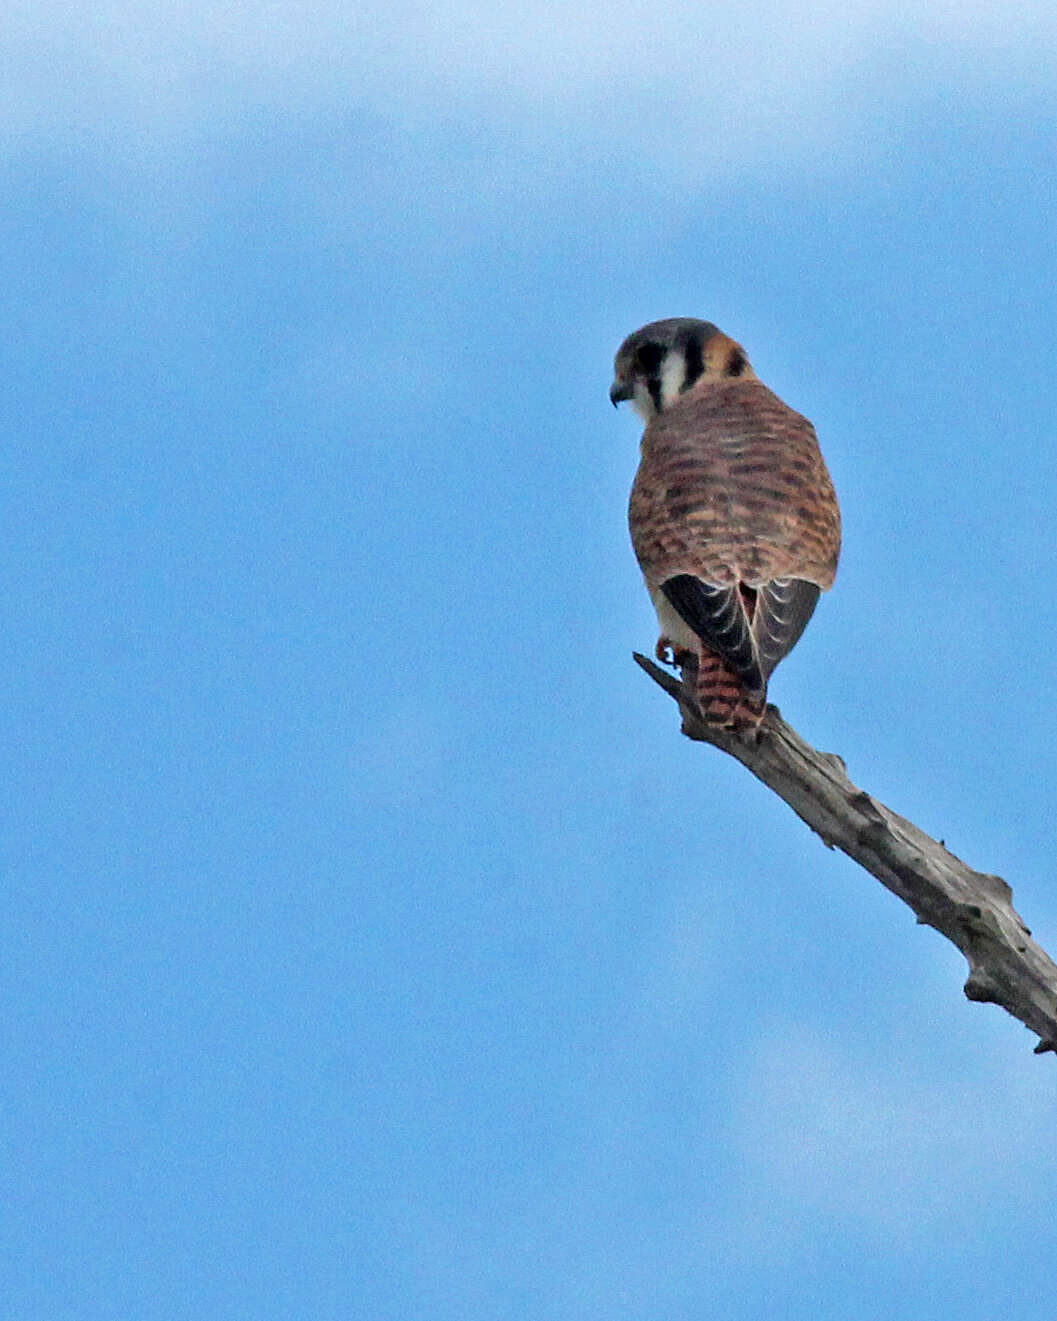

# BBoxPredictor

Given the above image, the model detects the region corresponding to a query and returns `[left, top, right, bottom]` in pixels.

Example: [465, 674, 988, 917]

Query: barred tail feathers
[682, 647, 766, 729]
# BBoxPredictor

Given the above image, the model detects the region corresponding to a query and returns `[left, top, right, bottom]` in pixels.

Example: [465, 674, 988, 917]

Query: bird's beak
[609, 379, 633, 407]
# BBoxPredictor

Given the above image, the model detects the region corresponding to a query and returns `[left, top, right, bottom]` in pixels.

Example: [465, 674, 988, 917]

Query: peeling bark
[634, 652, 1057, 1055]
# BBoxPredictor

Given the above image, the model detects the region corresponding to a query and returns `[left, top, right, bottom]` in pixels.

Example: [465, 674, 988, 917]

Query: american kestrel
[611, 318, 840, 728]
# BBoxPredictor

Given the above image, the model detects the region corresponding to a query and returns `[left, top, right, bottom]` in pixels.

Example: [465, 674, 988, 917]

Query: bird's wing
[752, 578, 821, 681]
[660, 574, 765, 695]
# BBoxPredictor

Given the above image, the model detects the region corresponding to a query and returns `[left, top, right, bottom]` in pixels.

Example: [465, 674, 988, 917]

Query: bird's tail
[682, 648, 766, 729]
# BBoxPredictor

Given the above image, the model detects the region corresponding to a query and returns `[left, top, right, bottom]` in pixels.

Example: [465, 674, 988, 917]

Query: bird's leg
[656, 636, 697, 674]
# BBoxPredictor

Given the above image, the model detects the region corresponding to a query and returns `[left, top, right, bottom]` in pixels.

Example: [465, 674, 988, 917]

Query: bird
[611, 318, 840, 729]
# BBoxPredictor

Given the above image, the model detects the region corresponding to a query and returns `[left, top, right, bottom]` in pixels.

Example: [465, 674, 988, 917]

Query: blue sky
[4, 5, 1057, 1318]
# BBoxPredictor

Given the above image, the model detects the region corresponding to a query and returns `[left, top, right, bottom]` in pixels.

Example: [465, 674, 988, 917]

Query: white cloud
[5, 1, 1057, 168]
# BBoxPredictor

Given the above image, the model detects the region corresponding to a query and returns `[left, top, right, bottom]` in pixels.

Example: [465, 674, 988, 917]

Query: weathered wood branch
[634, 651, 1057, 1055]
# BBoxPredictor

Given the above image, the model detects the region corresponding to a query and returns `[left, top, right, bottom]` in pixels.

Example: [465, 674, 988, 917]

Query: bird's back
[629, 378, 840, 590]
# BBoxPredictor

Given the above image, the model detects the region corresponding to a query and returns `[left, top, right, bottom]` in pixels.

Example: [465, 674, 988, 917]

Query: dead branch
[634, 651, 1057, 1055]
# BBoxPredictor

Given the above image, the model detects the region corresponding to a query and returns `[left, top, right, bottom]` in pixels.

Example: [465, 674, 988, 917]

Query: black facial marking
[635, 342, 664, 374]
[681, 332, 704, 391]
[726, 348, 747, 377]
[647, 376, 663, 412]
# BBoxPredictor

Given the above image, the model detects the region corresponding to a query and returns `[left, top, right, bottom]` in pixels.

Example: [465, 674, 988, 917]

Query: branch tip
[632, 653, 1057, 1056]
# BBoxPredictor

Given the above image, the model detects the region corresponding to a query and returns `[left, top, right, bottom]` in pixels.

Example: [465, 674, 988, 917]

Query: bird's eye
[635, 343, 664, 374]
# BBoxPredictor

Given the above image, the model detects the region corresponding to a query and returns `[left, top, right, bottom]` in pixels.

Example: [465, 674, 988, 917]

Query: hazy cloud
[5, 1, 1057, 169]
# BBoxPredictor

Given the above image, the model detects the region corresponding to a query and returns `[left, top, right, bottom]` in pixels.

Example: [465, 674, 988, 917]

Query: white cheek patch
[631, 382, 655, 421]
[631, 350, 687, 420]
[660, 352, 687, 408]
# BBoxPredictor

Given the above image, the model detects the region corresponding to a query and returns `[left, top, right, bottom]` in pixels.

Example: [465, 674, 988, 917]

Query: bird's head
[610, 318, 754, 421]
